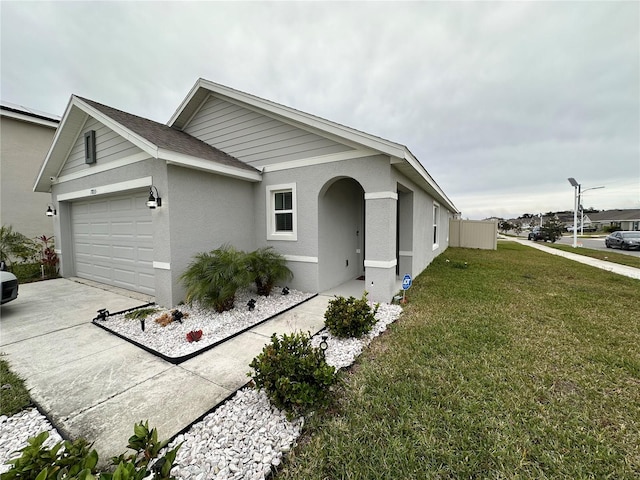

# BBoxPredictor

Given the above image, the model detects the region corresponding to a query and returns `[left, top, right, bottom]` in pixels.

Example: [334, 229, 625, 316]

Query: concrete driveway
[0, 278, 327, 463]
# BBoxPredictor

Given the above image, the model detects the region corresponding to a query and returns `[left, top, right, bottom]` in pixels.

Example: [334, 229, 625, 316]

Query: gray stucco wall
[256, 154, 398, 301]
[165, 165, 256, 305]
[1, 116, 57, 239]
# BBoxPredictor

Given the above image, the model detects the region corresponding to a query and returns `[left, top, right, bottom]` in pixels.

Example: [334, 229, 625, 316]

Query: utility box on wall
[449, 219, 498, 250]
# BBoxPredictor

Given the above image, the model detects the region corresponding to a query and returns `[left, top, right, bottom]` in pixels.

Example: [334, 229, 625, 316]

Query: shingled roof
[78, 97, 258, 174]
[588, 209, 640, 222]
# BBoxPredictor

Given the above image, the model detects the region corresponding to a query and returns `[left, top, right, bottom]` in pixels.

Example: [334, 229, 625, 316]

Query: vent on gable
[84, 130, 96, 164]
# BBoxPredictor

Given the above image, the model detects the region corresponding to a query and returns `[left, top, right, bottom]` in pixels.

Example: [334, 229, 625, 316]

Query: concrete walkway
[0, 279, 330, 461]
[505, 237, 640, 280]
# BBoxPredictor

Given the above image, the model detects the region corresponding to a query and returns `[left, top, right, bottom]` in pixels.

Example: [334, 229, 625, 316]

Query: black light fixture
[247, 298, 256, 311]
[319, 335, 329, 356]
[146, 186, 162, 209]
[281, 286, 290, 295]
[45, 204, 57, 216]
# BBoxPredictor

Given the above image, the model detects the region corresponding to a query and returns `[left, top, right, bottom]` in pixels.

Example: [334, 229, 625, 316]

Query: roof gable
[34, 96, 260, 192]
[169, 79, 458, 213]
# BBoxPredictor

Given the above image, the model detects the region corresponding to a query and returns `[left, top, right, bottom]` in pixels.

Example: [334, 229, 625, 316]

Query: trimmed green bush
[179, 245, 252, 313]
[324, 293, 379, 338]
[246, 247, 293, 296]
[2, 422, 180, 480]
[249, 332, 337, 417]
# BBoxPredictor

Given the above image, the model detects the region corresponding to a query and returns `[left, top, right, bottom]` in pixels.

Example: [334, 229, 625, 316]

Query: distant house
[588, 209, 640, 231]
[1, 102, 60, 238]
[34, 79, 459, 306]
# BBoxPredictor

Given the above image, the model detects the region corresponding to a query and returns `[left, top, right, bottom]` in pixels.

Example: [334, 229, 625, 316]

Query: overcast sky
[2, 1, 638, 219]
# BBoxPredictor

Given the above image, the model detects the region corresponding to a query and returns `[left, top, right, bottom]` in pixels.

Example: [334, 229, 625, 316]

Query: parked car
[1, 270, 19, 304]
[528, 226, 558, 242]
[604, 231, 640, 250]
[566, 225, 597, 233]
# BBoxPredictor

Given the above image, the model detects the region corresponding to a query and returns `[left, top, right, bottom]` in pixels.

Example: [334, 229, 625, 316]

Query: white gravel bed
[1, 302, 402, 478]
[98, 288, 314, 358]
[0, 408, 63, 474]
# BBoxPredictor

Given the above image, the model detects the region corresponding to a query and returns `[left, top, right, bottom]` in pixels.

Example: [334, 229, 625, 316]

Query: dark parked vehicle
[605, 231, 640, 250]
[528, 226, 558, 242]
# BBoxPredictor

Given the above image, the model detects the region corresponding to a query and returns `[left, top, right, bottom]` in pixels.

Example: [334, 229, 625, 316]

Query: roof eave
[160, 149, 261, 182]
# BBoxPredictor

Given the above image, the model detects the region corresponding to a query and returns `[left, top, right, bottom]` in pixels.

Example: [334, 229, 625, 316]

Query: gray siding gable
[183, 95, 353, 167]
[60, 116, 143, 177]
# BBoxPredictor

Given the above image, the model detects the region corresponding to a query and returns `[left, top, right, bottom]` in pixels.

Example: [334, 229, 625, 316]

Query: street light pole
[568, 178, 579, 247]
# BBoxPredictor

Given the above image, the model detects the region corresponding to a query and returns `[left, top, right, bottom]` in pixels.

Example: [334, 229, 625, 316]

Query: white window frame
[432, 202, 440, 250]
[266, 183, 297, 241]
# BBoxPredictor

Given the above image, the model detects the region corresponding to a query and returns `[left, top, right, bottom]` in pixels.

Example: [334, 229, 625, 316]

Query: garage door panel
[89, 202, 109, 214]
[71, 191, 154, 296]
[138, 247, 154, 262]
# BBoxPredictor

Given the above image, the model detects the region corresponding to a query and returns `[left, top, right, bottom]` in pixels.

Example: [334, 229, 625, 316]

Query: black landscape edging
[91, 293, 319, 365]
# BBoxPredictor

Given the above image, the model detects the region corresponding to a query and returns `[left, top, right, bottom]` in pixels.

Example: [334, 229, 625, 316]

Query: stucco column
[364, 192, 398, 303]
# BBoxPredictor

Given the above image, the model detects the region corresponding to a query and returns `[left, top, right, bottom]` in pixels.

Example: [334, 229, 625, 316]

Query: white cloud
[1, 1, 637, 219]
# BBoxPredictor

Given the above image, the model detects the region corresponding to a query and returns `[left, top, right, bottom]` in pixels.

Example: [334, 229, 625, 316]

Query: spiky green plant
[0, 225, 38, 266]
[179, 245, 252, 312]
[247, 247, 293, 296]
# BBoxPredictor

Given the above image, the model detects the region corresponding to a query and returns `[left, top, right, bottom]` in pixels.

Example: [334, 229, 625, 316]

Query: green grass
[0, 357, 31, 416]
[277, 243, 640, 479]
[543, 242, 640, 269]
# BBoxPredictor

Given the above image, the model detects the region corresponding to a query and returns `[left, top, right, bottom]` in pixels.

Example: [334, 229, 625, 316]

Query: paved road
[518, 234, 640, 257]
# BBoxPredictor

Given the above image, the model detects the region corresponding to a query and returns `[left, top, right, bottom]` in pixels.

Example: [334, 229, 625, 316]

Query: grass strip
[0, 357, 31, 416]
[542, 243, 640, 269]
[277, 243, 640, 479]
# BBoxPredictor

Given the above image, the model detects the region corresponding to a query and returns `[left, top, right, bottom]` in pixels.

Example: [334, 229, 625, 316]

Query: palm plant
[0, 225, 38, 267]
[180, 245, 252, 312]
[247, 247, 293, 296]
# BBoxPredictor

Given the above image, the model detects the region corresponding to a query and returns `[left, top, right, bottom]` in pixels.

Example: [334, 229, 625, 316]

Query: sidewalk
[0, 279, 329, 461]
[505, 237, 640, 280]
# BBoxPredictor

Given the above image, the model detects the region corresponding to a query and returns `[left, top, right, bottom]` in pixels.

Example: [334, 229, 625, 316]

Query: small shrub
[248, 332, 337, 417]
[246, 247, 293, 296]
[3, 421, 181, 480]
[324, 293, 379, 338]
[179, 245, 252, 313]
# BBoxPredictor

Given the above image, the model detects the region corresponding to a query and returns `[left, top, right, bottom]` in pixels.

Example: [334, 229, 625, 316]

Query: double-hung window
[267, 184, 297, 241]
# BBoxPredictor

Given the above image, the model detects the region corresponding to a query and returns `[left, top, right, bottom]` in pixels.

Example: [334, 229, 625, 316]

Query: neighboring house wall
[449, 219, 498, 250]
[0, 112, 58, 239]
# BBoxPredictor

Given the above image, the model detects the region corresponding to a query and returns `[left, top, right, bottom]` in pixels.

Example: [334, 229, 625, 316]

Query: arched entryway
[318, 177, 365, 292]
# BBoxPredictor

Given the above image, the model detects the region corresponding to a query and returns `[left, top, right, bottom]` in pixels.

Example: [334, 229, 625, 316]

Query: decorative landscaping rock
[0, 408, 63, 474]
[0, 302, 402, 478]
[97, 288, 314, 359]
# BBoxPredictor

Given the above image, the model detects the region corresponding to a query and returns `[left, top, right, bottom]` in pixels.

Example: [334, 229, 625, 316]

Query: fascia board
[34, 96, 76, 192]
[1, 109, 59, 128]
[73, 97, 159, 157]
[160, 148, 261, 182]
[402, 149, 459, 214]
[166, 78, 205, 127]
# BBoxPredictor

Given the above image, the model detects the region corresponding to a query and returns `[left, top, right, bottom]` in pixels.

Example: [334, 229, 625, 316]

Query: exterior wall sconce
[146, 186, 162, 209]
[45, 204, 57, 216]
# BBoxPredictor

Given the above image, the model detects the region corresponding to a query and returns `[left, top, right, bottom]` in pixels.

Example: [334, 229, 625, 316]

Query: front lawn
[277, 243, 640, 479]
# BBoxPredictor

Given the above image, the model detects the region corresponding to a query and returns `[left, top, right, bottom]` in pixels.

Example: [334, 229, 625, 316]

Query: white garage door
[72, 191, 154, 295]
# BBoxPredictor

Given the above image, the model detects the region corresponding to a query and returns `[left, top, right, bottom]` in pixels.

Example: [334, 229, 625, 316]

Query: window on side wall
[267, 184, 297, 241]
[433, 202, 439, 250]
